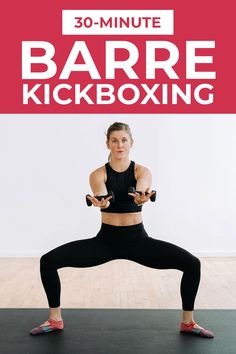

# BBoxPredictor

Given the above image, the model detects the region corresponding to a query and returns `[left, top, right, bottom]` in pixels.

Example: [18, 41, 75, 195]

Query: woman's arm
[87, 167, 111, 208]
[89, 167, 107, 196]
[130, 164, 155, 205]
[135, 165, 152, 192]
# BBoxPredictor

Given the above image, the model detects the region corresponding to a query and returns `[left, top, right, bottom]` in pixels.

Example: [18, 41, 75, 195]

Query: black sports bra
[101, 161, 142, 213]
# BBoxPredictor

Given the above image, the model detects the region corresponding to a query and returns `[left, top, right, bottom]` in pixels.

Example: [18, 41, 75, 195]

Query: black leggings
[40, 223, 201, 311]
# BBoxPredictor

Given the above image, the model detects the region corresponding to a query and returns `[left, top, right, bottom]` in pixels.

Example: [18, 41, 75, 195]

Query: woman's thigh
[127, 236, 196, 271]
[41, 237, 114, 269]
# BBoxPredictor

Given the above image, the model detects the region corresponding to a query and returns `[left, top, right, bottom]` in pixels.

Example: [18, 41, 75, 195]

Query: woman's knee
[180, 253, 201, 274]
[40, 252, 54, 270]
[189, 255, 201, 274]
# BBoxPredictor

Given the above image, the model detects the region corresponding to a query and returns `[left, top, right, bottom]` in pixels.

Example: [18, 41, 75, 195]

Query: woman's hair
[106, 122, 133, 161]
[106, 122, 133, 142]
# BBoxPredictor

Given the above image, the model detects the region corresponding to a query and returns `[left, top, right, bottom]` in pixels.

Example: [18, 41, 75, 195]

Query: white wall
[0, 114, 235, 256]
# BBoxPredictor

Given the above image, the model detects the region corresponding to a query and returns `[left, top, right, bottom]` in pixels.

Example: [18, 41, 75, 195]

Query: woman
[30, 122, 214, 338]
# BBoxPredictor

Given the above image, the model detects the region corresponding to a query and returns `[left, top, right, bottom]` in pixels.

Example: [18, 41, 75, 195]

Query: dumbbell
[86, 190, 115, 206]
[128, 187, 156, 202]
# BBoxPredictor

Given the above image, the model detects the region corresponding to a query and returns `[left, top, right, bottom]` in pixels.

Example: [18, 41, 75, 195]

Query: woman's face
[107, 130, 133, 160]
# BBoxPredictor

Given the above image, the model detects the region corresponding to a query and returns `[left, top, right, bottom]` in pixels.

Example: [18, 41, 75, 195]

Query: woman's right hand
[86, 195, 112, 209]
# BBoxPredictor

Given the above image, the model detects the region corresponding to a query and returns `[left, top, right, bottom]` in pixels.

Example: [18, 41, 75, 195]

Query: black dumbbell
[128, 186, 156, 202]
[86, 190, 115, 206]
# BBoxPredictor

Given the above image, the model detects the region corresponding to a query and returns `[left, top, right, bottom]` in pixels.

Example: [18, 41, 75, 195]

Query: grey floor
[0, 309, 235, 354]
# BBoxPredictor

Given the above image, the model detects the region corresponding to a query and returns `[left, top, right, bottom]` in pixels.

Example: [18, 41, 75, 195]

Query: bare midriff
[101, 212, 143, 226]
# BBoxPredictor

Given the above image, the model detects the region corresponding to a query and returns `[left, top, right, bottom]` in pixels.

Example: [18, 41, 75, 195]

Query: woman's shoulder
[89, 165, 106, 180]
[134, 162, 150, 173]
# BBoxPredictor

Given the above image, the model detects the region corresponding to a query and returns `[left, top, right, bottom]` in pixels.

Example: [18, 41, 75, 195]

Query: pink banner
[0, 0, 235, 113]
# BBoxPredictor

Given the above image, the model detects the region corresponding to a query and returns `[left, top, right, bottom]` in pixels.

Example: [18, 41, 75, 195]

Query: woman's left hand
[128, 189, 156, 205]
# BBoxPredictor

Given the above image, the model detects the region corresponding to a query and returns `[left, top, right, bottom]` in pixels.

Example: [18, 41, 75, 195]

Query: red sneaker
[180, 321, 214, 338]
[30, 318, 64, 335]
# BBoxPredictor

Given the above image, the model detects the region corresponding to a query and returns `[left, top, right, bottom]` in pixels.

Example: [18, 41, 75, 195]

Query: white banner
[62, 10, 174, 35]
